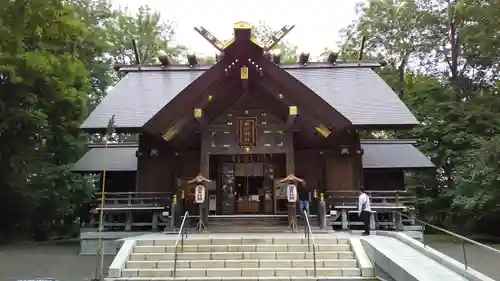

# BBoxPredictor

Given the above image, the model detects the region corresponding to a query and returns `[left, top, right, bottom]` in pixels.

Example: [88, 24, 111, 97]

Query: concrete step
[135, 237, 348, 246]
[129, 251, 355, 261]
[107, 277, 374, 281]
[132, 244, 351, 253]
[120, 267, 362, 278]
[205, 228, 328, 234]
[126, 259, 358, 269]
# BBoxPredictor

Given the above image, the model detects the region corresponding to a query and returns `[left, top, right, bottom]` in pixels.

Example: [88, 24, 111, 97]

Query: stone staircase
[107, 234, 375, 280]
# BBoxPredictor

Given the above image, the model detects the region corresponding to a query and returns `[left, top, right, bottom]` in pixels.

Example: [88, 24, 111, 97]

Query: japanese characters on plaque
[237, 118, 256, 146]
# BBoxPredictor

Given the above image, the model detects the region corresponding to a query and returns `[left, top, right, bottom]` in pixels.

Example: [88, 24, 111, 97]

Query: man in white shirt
[358, 187, 371, 236]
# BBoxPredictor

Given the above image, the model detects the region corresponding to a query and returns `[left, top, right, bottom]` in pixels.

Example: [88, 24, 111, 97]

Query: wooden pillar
[200, 131, 211, 226]
[285, 130, 295, 173]
[284, 131, 296, 227]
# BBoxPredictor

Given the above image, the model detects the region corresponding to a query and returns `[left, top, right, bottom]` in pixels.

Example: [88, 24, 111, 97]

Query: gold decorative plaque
[237, 117, 256, 146]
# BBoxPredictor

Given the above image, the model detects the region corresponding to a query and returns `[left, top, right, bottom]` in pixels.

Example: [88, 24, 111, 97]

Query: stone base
[80, 229, 154, 255]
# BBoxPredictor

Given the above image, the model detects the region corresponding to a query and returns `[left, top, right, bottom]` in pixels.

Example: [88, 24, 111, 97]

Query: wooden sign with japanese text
[195, 185, 205, 203]
[287, 184, 297, 203]
[237, 118, 256, 146]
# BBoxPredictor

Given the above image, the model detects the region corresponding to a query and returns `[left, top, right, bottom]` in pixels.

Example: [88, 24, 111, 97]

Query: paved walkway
[364, 236, 469, 281]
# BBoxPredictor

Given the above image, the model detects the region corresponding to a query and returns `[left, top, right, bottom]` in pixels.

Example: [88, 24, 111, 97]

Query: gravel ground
[0, 237, 498, 281]
[0, 240, 113, 281]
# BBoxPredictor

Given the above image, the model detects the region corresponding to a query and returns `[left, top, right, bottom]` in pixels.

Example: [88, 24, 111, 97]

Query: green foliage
[338, 0, 500, 234]
[252, 21, 298, 63]
[0, 0, 102, 240]
[0, 0, 189, 241]
[105, 5, 187, 66]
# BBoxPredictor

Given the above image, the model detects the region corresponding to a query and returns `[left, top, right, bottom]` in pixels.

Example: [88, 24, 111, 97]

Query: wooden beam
[254, 79, 327, 136]
[254, 56, 351, 131]
[143, 60, 229, 134]
[161, 117, 190, 142]
[193, 26, 224, 52]
[205, 84, 242, 123]
[262, 25, 295, 52]
[315, 123, 332, 138]
[207, 144, 287, 155]
[170, 80, 240, 140]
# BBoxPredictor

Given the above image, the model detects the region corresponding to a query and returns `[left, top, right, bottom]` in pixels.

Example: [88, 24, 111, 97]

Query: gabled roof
[72, 140, 435, 172]
[80, 62, 418, 131]
[287, 68, 419, 127]
[80, 70, 203, 131]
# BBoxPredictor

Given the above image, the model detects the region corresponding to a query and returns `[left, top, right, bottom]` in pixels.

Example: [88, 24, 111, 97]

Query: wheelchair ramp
[362, 235, 470, 281]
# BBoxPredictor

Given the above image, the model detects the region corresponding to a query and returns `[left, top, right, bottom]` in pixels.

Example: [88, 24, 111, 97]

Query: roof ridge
[360, 139, 418, 144]
[86, 143, 139, 148]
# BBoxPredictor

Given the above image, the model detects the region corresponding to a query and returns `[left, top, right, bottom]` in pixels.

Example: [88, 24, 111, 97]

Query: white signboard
[195, 185, 205, 203]
[287, 184, 297, 203]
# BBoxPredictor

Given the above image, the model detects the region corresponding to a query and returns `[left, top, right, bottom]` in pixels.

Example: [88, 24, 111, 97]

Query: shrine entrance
[209, 154, 288, 215]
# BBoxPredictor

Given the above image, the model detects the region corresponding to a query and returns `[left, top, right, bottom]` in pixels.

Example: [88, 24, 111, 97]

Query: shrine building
[73, 22, 434, 230]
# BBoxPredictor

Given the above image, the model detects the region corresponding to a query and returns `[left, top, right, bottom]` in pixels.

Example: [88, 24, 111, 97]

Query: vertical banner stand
[189, 174, 211, 232]
[280, 174, 304, 233]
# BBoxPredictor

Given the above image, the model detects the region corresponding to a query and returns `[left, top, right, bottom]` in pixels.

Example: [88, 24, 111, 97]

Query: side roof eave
[72, 144, 138, 172]
[80, 70, 205, 131]
[360, 139, 435, 169]
[286, 67, 420, 128]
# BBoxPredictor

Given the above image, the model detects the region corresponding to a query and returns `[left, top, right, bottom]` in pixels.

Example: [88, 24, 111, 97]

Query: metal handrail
[173, 211, 189, 278]
[303, 209, 317, 277]
[395, 212, 500, 270]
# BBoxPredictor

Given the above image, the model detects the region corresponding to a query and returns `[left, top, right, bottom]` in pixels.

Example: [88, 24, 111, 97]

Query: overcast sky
[110, 0, 364, 57]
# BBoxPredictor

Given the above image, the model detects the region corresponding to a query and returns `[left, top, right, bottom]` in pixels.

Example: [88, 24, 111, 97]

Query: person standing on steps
[298, 180, 310, 218]
[358, 186, 371, 236]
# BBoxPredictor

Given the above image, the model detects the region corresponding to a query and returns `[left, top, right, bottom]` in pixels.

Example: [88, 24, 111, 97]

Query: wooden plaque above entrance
[237, 117, 256, 147]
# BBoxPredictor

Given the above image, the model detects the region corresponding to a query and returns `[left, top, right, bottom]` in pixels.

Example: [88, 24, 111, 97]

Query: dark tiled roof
[81, 64, 418, 130]
[72, 141, 434, 171]
[360, 141, 435, 169]
[287, 68, 419, 126]
[72, 145, 138, 171]
[80, 71, 203, 130]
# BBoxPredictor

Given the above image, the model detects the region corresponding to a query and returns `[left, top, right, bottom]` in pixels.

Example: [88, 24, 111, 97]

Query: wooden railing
[88, 192, 174, 231]
[325, 189, 416, 207]
[94, 192, 173, 210]
[325, 189, 418, 231]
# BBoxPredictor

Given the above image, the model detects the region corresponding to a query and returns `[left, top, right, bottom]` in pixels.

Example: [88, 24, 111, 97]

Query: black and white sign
[287, 184, 297, 203]
[195, 185, 205, 203]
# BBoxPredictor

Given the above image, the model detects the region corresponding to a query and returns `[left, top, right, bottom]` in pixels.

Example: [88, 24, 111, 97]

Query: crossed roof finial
[193, 22, 295, 53]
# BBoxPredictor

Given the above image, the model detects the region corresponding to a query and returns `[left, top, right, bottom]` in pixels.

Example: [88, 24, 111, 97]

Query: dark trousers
[360, 210, 371, 234]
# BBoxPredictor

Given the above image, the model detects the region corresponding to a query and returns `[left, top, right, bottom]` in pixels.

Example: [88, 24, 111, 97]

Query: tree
[198, 55, 216, 64]
[338, 0, 431, 97]
[105, 5, 187, 67]
[69, 0, 115, 106]
[337, 0, 500, 234]
[252, 21, 298, 63]
[0, 0, 99, 240]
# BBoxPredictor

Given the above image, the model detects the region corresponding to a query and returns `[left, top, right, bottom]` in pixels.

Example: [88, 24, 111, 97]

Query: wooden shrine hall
[74, 22, 434, 232]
